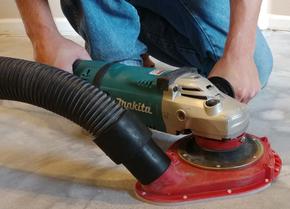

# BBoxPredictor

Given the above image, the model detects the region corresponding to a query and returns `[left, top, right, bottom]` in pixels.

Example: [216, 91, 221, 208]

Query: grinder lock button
[204, 99, 222, 116]
[205, 99, 220, 107]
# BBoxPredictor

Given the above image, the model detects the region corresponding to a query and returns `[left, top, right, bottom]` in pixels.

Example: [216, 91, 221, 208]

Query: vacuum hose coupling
[0, 56, 170, 185]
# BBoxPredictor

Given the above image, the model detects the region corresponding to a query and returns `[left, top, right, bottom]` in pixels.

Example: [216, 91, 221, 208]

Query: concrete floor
[0, 31, 289, 209]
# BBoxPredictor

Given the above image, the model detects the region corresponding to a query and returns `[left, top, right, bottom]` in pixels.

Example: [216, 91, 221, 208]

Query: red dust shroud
[135, 134, 282, 204]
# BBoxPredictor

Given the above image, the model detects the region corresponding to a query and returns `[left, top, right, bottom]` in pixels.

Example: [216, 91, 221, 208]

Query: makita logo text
[116, 98, 152, 114]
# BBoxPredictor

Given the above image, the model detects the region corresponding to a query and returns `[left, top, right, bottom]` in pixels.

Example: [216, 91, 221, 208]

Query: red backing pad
[135, 135, 282, 204]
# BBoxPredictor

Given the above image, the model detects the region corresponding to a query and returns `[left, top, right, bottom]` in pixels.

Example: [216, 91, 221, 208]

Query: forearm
[16, 0, 61, 43]
[225, 0, 262, 59]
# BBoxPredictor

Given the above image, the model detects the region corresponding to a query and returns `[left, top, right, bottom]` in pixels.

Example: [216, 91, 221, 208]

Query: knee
[255, 32, 273, 88]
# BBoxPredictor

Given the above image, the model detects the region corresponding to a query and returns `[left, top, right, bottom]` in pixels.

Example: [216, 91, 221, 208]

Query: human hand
[208, 56, 261, 103]
[142, 53, 155, 68]
[33, 35, 91, 73]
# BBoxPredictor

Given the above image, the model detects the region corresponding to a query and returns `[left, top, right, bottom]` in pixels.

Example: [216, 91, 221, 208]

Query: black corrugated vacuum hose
[0, 56, 170, 185]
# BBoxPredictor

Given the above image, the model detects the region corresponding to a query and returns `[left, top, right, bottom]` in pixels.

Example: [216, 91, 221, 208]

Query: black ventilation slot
[182, 87, 202, 91]
[181, 94, 207, 100]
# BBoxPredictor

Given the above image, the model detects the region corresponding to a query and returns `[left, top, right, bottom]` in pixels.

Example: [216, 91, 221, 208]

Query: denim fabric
[61, 0, 273, 86]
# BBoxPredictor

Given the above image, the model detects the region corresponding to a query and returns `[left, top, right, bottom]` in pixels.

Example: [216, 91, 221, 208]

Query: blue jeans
[61, 0, 273, 87]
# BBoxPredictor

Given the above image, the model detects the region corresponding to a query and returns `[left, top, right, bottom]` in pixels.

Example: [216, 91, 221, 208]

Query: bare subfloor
[0, 31, 289, 209]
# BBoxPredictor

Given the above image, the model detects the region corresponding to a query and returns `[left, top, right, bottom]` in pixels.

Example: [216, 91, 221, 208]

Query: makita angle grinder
[73, 60, 282, 203]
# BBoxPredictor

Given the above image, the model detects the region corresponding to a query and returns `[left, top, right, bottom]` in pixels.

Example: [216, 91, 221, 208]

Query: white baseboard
[0, 18, 78, 36]
[1, 15, 290, 37]
[258, 0, 269, 30]
[268, 15, 290, 31]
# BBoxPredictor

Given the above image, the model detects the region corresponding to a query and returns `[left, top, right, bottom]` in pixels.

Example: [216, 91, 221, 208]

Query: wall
[0, 0, 64, 19]
[0, 1, 75, 35]
[0, 0, 289, 32]
[2, 0, 290, 18]
[268, 0, 290, 30]
[270, 0, 290, 16]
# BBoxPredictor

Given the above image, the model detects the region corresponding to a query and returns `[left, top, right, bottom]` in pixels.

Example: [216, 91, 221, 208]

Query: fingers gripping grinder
[73, 60, 281, 204]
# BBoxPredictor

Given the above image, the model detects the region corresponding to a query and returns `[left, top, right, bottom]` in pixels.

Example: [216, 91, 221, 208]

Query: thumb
[78, 50, 92, 61]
